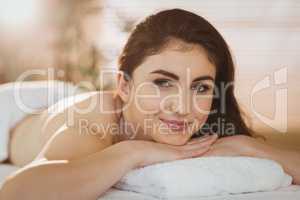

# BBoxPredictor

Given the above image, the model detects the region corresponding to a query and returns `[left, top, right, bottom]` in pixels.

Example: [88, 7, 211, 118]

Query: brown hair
[118, 8, 253, 137]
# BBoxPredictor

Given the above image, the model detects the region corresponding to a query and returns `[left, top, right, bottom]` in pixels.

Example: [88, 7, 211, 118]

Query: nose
[170, 88, 192, 115]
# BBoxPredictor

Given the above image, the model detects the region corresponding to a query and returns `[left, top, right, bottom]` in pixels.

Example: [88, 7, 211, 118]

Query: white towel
[114, 156, 292, 199]
[0, 81, 83, 162]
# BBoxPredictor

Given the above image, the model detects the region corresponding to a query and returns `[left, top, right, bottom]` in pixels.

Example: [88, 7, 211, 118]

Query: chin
[153, 132, 191, 146]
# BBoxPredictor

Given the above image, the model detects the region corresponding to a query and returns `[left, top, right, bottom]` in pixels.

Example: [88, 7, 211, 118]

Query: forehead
[132, 45, 216, 81]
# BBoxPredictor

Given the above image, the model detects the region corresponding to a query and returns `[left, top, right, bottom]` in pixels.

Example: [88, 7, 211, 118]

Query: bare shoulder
[35, 90, 121, 162]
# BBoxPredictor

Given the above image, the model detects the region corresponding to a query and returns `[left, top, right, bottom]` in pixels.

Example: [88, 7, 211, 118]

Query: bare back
[9, 90, 123, 166]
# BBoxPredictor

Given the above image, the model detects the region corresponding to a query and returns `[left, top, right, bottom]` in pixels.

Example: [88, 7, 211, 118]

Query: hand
[190, 134, 300, 185]
[202, 135, 260, 157]
[119, 134, 218, 168]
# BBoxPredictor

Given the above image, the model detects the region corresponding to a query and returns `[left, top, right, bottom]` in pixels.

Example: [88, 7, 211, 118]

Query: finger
[180, 145, 211, 158]
[179, 137, 217, 152]
[167, 134, 217, 152]
[202, 148, 232, 157]
[202, 149, 215, 157]
[187, 134, 218, 145]
[189, 134, 218, 146]
[186, 135, 211, 145]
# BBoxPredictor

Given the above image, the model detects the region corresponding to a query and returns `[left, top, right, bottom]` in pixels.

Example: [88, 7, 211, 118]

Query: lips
[159, 118, 190, 131]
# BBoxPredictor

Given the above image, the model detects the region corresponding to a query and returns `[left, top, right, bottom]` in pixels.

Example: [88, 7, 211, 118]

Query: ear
[116, 71, 131, 103]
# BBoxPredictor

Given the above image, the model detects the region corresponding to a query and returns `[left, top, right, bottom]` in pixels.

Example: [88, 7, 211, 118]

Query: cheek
[132, 84, 162, 114]
[193, 96, 214, 114]
[192, 97, 213, 125]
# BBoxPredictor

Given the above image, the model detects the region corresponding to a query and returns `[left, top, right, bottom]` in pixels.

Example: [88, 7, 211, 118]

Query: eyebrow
[150, 69, 214, 82]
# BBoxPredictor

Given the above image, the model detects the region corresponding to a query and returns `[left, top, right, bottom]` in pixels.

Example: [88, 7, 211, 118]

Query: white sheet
[1, 164, 300, 200]
[101, 187, 300, 200]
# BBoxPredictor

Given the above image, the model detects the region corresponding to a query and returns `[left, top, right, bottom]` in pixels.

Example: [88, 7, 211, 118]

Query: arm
[1, 143, 139, 200]
[253, 142, 300, 185]
[0, 128, 140, 200]
[202, 135, 300, 185]
[1, 125, 217, 200]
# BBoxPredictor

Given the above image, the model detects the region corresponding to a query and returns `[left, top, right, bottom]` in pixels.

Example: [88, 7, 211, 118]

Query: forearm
[254, 142, 300, 185]
[0, 142, 139, 200]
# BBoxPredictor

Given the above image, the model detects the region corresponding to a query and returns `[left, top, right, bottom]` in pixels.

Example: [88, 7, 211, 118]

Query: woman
[1, 9, 299, 199]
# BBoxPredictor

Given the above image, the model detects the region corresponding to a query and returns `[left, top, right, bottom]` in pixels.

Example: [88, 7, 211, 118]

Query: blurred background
[0, 0, 299, 148]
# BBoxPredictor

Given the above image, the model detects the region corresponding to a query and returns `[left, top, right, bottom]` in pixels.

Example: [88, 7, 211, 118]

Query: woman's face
[119, 43, 216, 145]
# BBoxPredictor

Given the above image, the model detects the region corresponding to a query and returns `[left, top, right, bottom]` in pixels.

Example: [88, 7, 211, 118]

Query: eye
[191, 83, 211, 94]
[153, 78, 173, 88]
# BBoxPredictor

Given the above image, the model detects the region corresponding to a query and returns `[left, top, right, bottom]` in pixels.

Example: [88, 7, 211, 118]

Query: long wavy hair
[118, 8, 253, 137]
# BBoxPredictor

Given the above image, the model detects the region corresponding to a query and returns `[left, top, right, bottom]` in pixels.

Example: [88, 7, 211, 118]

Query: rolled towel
[114, 156, 292, 199]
